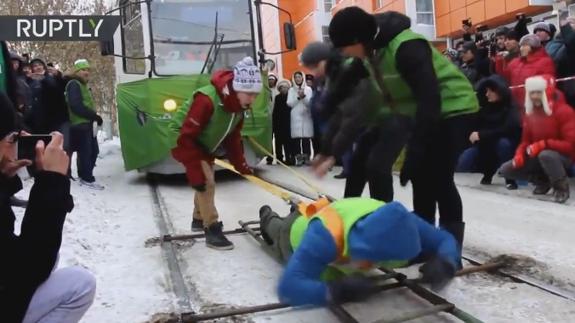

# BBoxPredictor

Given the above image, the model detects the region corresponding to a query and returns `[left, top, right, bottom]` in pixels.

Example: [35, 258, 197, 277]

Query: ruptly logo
[0, 16, 121, 41]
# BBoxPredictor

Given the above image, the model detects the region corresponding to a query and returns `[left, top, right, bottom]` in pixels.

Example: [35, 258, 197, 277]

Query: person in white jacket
[287, 71, 314, 166]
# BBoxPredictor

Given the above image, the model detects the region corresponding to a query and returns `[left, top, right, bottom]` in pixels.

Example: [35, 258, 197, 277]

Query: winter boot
[204, 222, 234, 250]
[191, 219, 204, 232]
[294, 154, 305, 167]
[258, 205, 275, 245]
[505, 179, 518, 190]
[480, 175, 492, 185]
[441, 222, 465, 269]
[530, 174, 551, 195]
[79, 180, 105, 190]
[552, 178, 570, 204]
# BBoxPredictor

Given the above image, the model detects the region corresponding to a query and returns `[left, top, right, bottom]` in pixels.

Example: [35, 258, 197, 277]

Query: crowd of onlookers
[2, 40, 98, 323]
[442, 15, 575, 203]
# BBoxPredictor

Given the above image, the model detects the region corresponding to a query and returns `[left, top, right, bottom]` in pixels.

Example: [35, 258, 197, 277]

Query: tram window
[121, 0, 146, 74]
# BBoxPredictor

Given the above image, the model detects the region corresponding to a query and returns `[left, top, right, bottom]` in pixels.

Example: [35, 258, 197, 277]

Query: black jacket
[0, 172, 74, 322]
[474, 75, 521, 144]
[1, 42, 22, 113]
[272, 92, 291, 138]
[320, 12, 442, 158]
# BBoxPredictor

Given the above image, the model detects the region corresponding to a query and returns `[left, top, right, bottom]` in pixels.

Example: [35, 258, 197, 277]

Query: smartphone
[17, 135, 52, 161]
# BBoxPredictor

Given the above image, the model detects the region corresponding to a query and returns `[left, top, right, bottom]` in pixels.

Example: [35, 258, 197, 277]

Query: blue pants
[457, 137, 515, 177]
[71, 123, 99, 183]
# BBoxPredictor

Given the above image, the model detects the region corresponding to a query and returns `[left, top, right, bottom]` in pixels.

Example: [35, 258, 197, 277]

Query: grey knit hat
[300, 42, 332, 67]
[519, 34, 541, 48]
[533, 22, 551, 36]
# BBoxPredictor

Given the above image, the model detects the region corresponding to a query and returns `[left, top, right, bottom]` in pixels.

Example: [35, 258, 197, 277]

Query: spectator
[459, 41, 484, 86]
[305, 74, 315, 89]
[0, 42, 21, 109]
[544, 16, 575, 108]
[272, 80, 293, 165]
[266, 74, 279, 165]
[457, 75, 521, 189]
[287, 71, 313, 166]
[66, 59, 104, 190]
[493, 18, 529, 76]
[499, 75, 575, 203]
[502, 34, 555, 118]
[1, 93, 96, 323]
[25, 58, 62, 134]
[533, 22, 552, 46]
[9, 52, 32, 121]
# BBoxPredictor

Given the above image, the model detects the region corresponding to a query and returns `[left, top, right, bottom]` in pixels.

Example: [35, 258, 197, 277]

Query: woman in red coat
[502, 34, 555, 118]
[499, 75, 575, 203]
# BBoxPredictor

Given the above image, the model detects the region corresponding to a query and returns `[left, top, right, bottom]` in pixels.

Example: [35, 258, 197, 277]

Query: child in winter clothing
[499, 75, 575, 203]
[286, 71, 313, 166]
[258, 198, 460, 306]
[172, 57, 262, 250]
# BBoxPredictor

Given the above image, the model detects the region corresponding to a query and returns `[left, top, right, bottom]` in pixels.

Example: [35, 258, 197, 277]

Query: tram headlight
[163, 99, 177, 112]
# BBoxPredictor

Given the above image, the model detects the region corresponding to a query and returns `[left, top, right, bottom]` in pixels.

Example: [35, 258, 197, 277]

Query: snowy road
[14, 140, 575, 322]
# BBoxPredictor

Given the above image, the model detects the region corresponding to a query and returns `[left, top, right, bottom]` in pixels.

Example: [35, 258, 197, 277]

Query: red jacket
[172, 70, 248, 186]
[515, 91, 575, 163]
[503, 48, 555, 117]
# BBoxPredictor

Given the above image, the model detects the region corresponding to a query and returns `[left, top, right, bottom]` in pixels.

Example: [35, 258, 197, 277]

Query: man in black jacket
[1, 93, 96, 323]
[456, 75, 521, 189]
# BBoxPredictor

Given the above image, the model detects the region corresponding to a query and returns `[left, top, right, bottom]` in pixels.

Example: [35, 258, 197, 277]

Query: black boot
[505, 179, 518, 190]
[204, 222, 234, 250]
[480, 175, 492, 185]
[191, 218, 203, 232]
[553, 178, 570, 204]
[441, 222, 465, 269]
[531, 174, 551, 195]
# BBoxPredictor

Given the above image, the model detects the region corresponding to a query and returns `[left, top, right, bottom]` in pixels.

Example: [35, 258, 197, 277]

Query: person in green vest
[172, 57, 262, 250]
[258, 197, 461, 306]
[312, 8, 479, 252]
[65, 59, 104, 190]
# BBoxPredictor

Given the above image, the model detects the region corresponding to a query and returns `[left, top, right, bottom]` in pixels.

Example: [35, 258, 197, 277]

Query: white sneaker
[79, 180, 105, 190]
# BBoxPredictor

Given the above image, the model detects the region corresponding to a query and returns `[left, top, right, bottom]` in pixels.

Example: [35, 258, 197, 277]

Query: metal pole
[374, 303, 455, 323]
[181, 303, 289, 322]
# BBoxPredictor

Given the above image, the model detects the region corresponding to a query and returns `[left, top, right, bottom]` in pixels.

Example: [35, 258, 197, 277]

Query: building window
[324, 0, 334, 12]
[375, 0, 384, 9]
[121, 0, 146, 74]
[322, 26, 330, 43]
[416, 0, 434, 25]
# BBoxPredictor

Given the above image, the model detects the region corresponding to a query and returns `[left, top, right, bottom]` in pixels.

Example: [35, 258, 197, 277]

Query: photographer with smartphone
[1, 92, 96, 323]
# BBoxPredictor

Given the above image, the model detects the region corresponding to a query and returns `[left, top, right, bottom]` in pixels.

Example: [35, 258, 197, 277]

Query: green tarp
[116, 74, 272, 171]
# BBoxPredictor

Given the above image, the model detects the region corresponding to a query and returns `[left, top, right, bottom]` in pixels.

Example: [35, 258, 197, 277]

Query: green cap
[74, 59, 90, 72]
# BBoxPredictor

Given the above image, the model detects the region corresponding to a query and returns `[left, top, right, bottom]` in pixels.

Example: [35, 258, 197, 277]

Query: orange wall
[332, 0, 374, 13]
[277, 0, 318, 79]
[435, 0, 552, 37]
[373, 0, 406, 13]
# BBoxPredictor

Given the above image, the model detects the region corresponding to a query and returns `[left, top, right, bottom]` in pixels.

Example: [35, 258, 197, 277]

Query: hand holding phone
[35, 132, 69, 176]
[17, 134, 52, 162]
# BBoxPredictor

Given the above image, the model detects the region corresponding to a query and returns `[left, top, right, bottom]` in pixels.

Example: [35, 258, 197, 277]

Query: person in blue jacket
[259, 197, 460, 306]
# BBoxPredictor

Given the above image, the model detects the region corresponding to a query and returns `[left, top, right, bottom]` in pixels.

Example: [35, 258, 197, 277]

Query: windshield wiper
[200, 12, 219, 74]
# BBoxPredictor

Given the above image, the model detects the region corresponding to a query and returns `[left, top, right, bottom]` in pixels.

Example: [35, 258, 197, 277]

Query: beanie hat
[329, 7, 377, 48]
[74, 59, 91, 72]
[525, 75, 555, 116]
[506, 29, 521, 41]
[0, 92, 17, 139]
[300, 42, 332, 66]
[462, 41, 477, 54]
[532, 22, 551, 36]
[232, 56, 262, 94]
[495, 26, 510, 37]
[30, 58, 46, 68]
[519, 34, 541, 48]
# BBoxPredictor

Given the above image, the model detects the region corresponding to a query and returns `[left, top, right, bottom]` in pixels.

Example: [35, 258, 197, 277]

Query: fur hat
[232, 57, 262, 94]
[328, 7, 377, 48]
[524, 75, 556, 116]
[519, 34, 542, 48]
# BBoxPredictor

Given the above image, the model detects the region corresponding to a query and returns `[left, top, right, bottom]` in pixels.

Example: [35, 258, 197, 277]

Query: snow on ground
[12, 141, 575, 322]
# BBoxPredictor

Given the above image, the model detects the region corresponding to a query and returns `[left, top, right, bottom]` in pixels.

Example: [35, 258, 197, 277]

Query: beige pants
[192, 161, 219, 227]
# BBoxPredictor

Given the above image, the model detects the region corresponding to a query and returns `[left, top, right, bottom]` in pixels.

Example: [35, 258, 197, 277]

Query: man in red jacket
[172, 57, 262, 250]
[499, 75, 575, 203]
[502, 34, 555, 118]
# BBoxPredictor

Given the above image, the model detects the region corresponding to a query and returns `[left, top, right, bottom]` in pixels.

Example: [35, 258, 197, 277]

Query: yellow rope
[247, 137, 325, 196]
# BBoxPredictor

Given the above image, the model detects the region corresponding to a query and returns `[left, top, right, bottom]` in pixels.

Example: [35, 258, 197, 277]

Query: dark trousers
[71, 123, 99, 183]
[499, 150, 572, 183]
[457, 137, 516, 178]
[344, 116, 411, 202]
[259, 206, 299, 264]
[312, 133, 321, 159]
[292, 138, 312, 156]
[411, 114, 473, 226]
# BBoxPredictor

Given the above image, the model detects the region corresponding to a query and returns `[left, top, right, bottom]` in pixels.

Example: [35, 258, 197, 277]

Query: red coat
[515, 93, 575, 163]
[172, 70, 248, 186]
[503, 49, 556, 117]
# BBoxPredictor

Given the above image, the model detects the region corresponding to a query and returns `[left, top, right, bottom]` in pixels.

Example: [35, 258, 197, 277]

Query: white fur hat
[524, 76, 552, 116]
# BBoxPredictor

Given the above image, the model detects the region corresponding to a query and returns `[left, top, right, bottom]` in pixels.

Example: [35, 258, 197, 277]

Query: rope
[509, 76, 575, 89]
[247, 137, 327, 197]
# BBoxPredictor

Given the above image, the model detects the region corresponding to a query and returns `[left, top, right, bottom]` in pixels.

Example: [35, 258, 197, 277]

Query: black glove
[419, 257, 456, 291]
[95, 115, 103, 126]
[327, 275, 376, 304]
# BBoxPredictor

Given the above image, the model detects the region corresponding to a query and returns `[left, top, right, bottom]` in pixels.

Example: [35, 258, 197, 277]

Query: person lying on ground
[457, 75, 521, 189]
[0, 94, 96, 323]
[258, 197, 460, 306]
[171, 57, 262, 250]
[499, 75, 575, 203]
